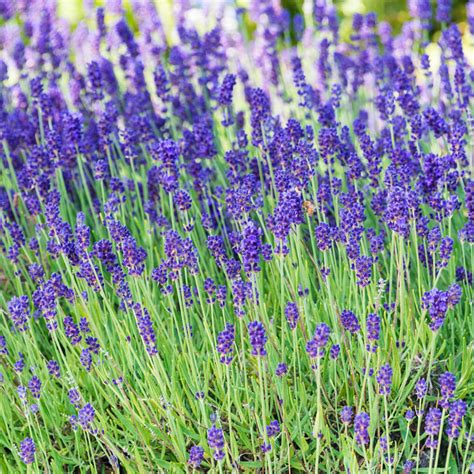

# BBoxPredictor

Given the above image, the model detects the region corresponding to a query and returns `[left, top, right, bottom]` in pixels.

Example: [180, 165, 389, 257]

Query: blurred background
[54, 0, 469, 38]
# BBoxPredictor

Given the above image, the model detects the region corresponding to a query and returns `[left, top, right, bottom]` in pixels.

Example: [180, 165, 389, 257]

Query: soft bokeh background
[56, 0, 469, 37]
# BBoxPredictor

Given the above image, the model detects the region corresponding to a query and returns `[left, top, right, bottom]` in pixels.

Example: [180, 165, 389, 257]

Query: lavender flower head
[78, 403, 95, 429]
[403, 460, 415, 473]
[422, 285, 461, 331]
[207, 425, 225, 461]
[436, 0, 452, 23]
[28, 375, 41, 399]
[19, 437, 35, 464]
[188, 445, 204, 468]
[330, 344, 340, 360]
[306, 323, 330, 358]
[248, 321, 267, 356]
[275, 363, 288, 377]
[8, 295, 30, 333]
[366, 313, 380, 352]
[340, 310, 360, 334]
[216, 323, 235, 364]
[285, 302, 299, 330]
[376, 363, 393, 396]
[47, 360, 60, 378]
[68, 388, 81, 408]
[415, 378, 427, 399]
[354, 412, 370, 446]
[446, 399, 467, 438]
[439, 371, 456, 409]
[266, 420, 280, 437]
[340, 406, 353, 425]
[424, 407, 442, 448]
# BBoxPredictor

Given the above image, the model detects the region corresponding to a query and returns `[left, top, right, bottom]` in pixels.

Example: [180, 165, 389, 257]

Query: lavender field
[0, 0, 473, 472]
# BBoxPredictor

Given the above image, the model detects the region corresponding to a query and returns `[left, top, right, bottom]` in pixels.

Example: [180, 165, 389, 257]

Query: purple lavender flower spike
[8, 296, 30, 333]
[438, 372, 456, 409]
[78, 403, 95, 429]
[376, 363, 393, 396]
[415, 378, 428, 399]
[340, 310, 360, 334]
[188, 445, 204, 468]
[28, 375, 41, 399]
[285, 302, 299, 330]
[306, 323, 330, 358]
[19, 437, 35, 465]
[330, 344, 340, 360]
[207, 425, 225, 461]
[446, 400, 467, 438]
[366, 313, 380, 352]
[248, 321, 267, 356]
[424, 407, 442, 448]
[340, 406, 353, 425]
[216, 324, 235, 365]
[275, 363, 288, 377]
[354, 412, 370, 446]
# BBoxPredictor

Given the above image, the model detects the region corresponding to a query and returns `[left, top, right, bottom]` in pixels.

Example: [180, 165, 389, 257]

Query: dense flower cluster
[0, 0, 471, 471]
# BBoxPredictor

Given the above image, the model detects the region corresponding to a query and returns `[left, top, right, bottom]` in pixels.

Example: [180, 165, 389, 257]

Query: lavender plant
[0, 1, 473, 472]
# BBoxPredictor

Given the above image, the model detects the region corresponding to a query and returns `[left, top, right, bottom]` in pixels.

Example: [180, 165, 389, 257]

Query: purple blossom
[355, 256, 372, 287]
[0, 336, 7, 356]
[122, 236, 147, 277]
[216, 285, 227, 307]
[133, 303, 158, 356]
[28, 375, 41, 399]
[340, 310, 360, 334]
[306, 323, 330, 358]
[188, 445, 204, 468]
[68, 388, 81, 408]
[218, 73, 236, 106]
[8, 296, 30, 333]
[436, 0, 452, 23]
[340, 406, 353, 425]
[354, 412, 370, 446]
[330, 344, 340, 359]
[248, 321, 267, 356]
[174, 189, 192, 212]
[64, 316, 82, 345]
[266, 420, 280, 437]
[216, 324, 235, 364]
[19, 437, 35, 465]
[275, 363, 288, 377]
[261, 442, 272, 453]
[424, 407, 442, 448]
[18, 385, 27, 403]
[422, 288, 450, 331]
[439, 372, 456, 409]
[79, 318, 90, 334]
[447, 284, 462, 307]
[14, 352, 25, 373]
[438, 237, 453, 267]
[403, 460, 415, 473]
[47, 360, 60, 378]
[366, 313, 380, 352]
[80, 349, 92, 372]
[446, 400, 467, 438]
[377, 363, 393, 396]
[207, 425, 225, 461]
[78, 403, 95, 429]
[240, 221, 262, 273]
[415, 378, 428, 399]
[285, 302, 299, 330]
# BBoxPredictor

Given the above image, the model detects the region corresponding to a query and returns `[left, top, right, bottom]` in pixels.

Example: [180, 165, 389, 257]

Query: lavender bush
[0, 1, 473, 472]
